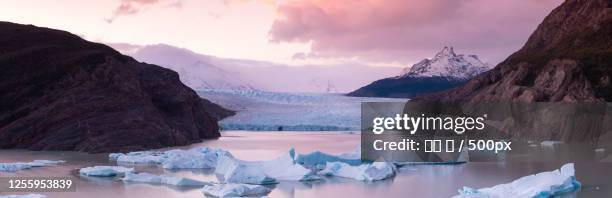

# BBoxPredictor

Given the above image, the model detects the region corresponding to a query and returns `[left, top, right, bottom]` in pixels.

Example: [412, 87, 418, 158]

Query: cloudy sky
[1, 0, 562, 67]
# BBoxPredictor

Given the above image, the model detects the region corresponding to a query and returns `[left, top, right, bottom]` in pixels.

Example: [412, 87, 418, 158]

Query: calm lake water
[1, 131, 611, 198]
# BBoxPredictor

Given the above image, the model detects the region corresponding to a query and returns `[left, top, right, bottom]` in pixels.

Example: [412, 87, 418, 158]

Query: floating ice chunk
[161, 149, 218, 169]
[110, 151, 164, 164]
[319, 162, 396, 181]
[541, 141, 563, 147]
[216, 155, 277, 185]
[0, 160, 65, 172]
[0, 163, 33, 172]
[123, 172, 210, 186]
[455, 163, 580, 198]
[215, 149, 319, 183]
[79, 166, 134, 177]
[248, 148, 320, 181]
[109, 153, 123, 161]
[0, 194, 47, 198]
[295, 149, 362, 170]
[28, 160, 65, 167]
[201, 183, 270, 197]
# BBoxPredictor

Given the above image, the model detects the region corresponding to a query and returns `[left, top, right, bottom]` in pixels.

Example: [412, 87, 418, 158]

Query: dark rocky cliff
[0, 22, 230, 152]
[416, 0, 612, 102]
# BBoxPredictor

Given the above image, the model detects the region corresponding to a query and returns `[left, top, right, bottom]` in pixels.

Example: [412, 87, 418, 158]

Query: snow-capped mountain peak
[399, 46, 491, 79]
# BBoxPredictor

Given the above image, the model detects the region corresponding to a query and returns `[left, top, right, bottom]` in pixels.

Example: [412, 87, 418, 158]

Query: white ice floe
[79, 166, 134, 177]
[541, 141, 564, 147]
[0, 160, 65, 172]
[319, 162, 396, 181]
[201, 183, 270, 197]
[110, 148, 228, 169]
[110, 151, 164, 164]
[0, 194, 47, 198]
[295, 148, 362, 170]
[123, 172, 210, 186]
[215, 148, 319, 184]
[161, 149, 218, 169]
[455, 163, 580, 198]
[215, 154, 277, 185]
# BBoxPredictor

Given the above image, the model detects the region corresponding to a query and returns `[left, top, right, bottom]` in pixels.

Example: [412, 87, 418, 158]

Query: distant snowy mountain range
[109, 43, 399, 93]
[348, 47, 491, 98]
[398, 46, 490, 79]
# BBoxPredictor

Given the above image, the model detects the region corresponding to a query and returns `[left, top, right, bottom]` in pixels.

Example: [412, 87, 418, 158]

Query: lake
[1, 131, 611, 197]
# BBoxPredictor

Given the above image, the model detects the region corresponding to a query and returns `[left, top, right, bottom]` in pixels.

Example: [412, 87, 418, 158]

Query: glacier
[79, 166, 134, 177]
[123, 172, 210, 186]
[197, 89, 407, 131]
[201, 183, 271, 197]
[454, 163, 580, 198]
[0, 160, 65, 172]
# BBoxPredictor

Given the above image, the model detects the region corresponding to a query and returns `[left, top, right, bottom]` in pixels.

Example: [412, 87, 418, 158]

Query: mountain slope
[416, 0, 612, 102]
[0, 22, 230, 152]
[348, 47, 490, 98]
[111, 43, 400, 93]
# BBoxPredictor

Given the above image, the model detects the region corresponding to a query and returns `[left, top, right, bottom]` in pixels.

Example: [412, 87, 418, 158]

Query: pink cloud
[106, 0, 183, 23]
[269, 0, 563, 65]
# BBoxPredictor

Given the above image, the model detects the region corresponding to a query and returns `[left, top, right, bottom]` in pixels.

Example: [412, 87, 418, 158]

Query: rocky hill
[416, 0, 612, 102]
[0, 22, 232, 153]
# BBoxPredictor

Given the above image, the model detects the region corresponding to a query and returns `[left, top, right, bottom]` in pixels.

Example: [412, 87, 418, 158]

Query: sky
[0, 0, 563, 67]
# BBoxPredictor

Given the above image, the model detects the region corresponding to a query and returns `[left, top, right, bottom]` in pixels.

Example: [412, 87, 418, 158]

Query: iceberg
[0, 194, 47, 198]
[201, 183, 270, 197]
[110, 151, 164, 164]
[215, 148, 319, 184]
[319, 162, 396, 181]
[215, 154, 277, 185]
[295, 148, 362, 170]
[79, 166, 134, 177]
[161, 149, 218, 169]
[110, 147, 229, 169]
[455, 163, 580, 198]
[123, 172, 211, 186]
[0, 160, 65, 172]
[541, 141, 563, 147]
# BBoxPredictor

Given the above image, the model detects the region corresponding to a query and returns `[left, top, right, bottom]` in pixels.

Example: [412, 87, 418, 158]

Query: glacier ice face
[79, 166, 134, 177]
[201, 183, 270, 197]
[0, 194, 47, 198]
[0, 160, 65, 172]
[319, 162, 396, 181]
[123, 172, 210, 186]
[197, 89, 407, 131]
[454, 163, 580, 198]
